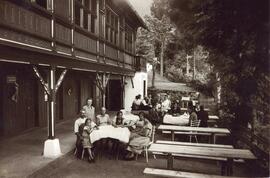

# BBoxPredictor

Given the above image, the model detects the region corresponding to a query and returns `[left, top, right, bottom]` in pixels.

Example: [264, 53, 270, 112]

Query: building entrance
[106, 80, 123, 111]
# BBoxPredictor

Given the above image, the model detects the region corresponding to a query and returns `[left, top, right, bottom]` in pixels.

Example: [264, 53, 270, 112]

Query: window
[105, 7, 118, 45]
[74, 0, 97, 33]
[125, 25, 133, 53]
[119, 18, 124, 49]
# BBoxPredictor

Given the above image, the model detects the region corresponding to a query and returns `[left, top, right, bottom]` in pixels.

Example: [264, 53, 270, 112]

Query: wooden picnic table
[158, 125, 230, 143]
[148, 143, 256, 176]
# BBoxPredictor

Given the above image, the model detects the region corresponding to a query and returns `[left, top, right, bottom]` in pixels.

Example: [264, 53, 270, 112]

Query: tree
[167, 0, 269, 135]
[136, 15, 173, 86]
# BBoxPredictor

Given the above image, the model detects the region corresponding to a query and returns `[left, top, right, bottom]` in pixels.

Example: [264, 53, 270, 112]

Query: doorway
[106, 79, 122, 111]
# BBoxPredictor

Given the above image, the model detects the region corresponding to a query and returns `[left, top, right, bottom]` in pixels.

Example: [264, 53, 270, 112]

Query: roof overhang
[112, 0, 148, 29]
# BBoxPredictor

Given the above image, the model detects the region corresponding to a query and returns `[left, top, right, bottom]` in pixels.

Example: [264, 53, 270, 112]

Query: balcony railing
[0, 0, 137, 71]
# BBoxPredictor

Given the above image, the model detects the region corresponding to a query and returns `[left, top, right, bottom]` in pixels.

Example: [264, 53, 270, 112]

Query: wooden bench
[148, 143, 256, 175]
[143, 168, 249, 178]
[162, 130, 211, 136]
[156, 140, 233, 148]
[153, 141, 244, 163]
[159, 125, 230, 143]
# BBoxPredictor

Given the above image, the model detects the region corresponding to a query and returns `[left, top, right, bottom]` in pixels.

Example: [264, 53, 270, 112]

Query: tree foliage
[167, 0, 270, 134]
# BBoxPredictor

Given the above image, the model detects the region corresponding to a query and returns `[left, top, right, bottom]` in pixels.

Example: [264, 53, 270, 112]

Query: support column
[102, 73, 106, 107]
[33, 65, 67, 158]
[48, 67, 56, 139]
[43, 66, 61, 158]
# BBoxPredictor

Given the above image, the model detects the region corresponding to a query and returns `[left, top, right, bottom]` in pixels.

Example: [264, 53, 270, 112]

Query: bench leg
[167, 153, 173, 170]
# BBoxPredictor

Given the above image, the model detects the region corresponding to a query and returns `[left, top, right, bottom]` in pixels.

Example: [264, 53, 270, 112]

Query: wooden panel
[0, 1, 51, 39]
[55, 44, 71, 55]
[105, 58, 118, 66]
[0, 26, 51, 49]
[74, 31, 97, 54]
[55, 22, 71, 46]
[99, 42, 104, 56]
[124, 53, 134, 65]
[79, 77, 94, 108]
[105, 45, 118, 61]
[54, 0, 70, 20]
[1, 64, 37, 136]
[119, 51, 124, 62]
[74, 50, 97, 61]
[38, 81, 48, 127]
[62, 75, 80, 120]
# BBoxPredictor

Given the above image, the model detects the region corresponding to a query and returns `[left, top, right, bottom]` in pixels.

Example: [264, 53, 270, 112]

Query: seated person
[140, 97, 152, 110]
[112, 111, 125, 127]
[162, 95, 171, 113]
[188, 106, 198, 126]
[125, 112, 152, 159]
[74, 109, 87, 155]
[96, 107, 111, 126]
[111, 111, 127, 158]
[170, 102, 181, 116]
[95, 107, 112, 155]
[131, 94, 142, 110]
[81, 118, 98, 163]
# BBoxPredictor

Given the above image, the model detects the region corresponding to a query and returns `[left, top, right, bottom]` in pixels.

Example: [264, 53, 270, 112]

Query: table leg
[167, 153, 173, 170]
[171, 131, 175, 141]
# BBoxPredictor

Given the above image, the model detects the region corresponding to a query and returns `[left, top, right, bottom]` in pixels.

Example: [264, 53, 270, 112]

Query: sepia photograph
[0, 0, 269, 177]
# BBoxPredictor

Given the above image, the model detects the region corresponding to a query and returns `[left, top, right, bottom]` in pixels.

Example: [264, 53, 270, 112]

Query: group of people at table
[74, 98, 153, 163]
[131, 94, 209, 127]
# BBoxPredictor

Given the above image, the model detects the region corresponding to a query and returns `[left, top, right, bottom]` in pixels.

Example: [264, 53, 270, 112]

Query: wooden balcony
[135, 55, 147, 72]
[0, 0, 139, 75]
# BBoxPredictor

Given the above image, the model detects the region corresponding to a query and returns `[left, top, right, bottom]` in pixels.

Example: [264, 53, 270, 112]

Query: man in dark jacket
[197, 105, 209, 127]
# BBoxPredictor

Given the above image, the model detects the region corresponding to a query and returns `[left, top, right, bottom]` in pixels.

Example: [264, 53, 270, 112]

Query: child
[82, 118, 98, 163]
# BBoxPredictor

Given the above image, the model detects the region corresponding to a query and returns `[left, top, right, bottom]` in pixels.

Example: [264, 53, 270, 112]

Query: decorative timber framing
[32, 65, 67, 139]
[95, 72, 110, 106]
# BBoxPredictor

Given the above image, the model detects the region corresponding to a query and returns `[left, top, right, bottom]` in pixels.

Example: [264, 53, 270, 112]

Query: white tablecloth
[163, 114, 189, 126]
[90, 125, 130, 143]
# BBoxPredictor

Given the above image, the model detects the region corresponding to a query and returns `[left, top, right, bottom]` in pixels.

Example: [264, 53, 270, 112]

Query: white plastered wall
[124, 72, 147, 111]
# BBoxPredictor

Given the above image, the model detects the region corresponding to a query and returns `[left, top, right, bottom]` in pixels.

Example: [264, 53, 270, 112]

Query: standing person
[82, 98, 95, 122]
[74, 109, 87, 155]
[188, 106, 198, 126]
[96, 107, 111, 126]
[82, 118, 98, 163]
[197, 105, 209, 127]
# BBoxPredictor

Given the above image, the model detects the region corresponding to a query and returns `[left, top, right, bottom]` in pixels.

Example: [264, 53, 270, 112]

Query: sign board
[6, 76, 16, 83]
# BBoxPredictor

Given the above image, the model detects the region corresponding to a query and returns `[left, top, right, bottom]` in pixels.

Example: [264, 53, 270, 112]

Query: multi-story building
[0, 0, 147, 155]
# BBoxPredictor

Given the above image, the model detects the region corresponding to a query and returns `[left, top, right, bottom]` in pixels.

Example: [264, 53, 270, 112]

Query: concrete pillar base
[43, 138, 62, 158]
